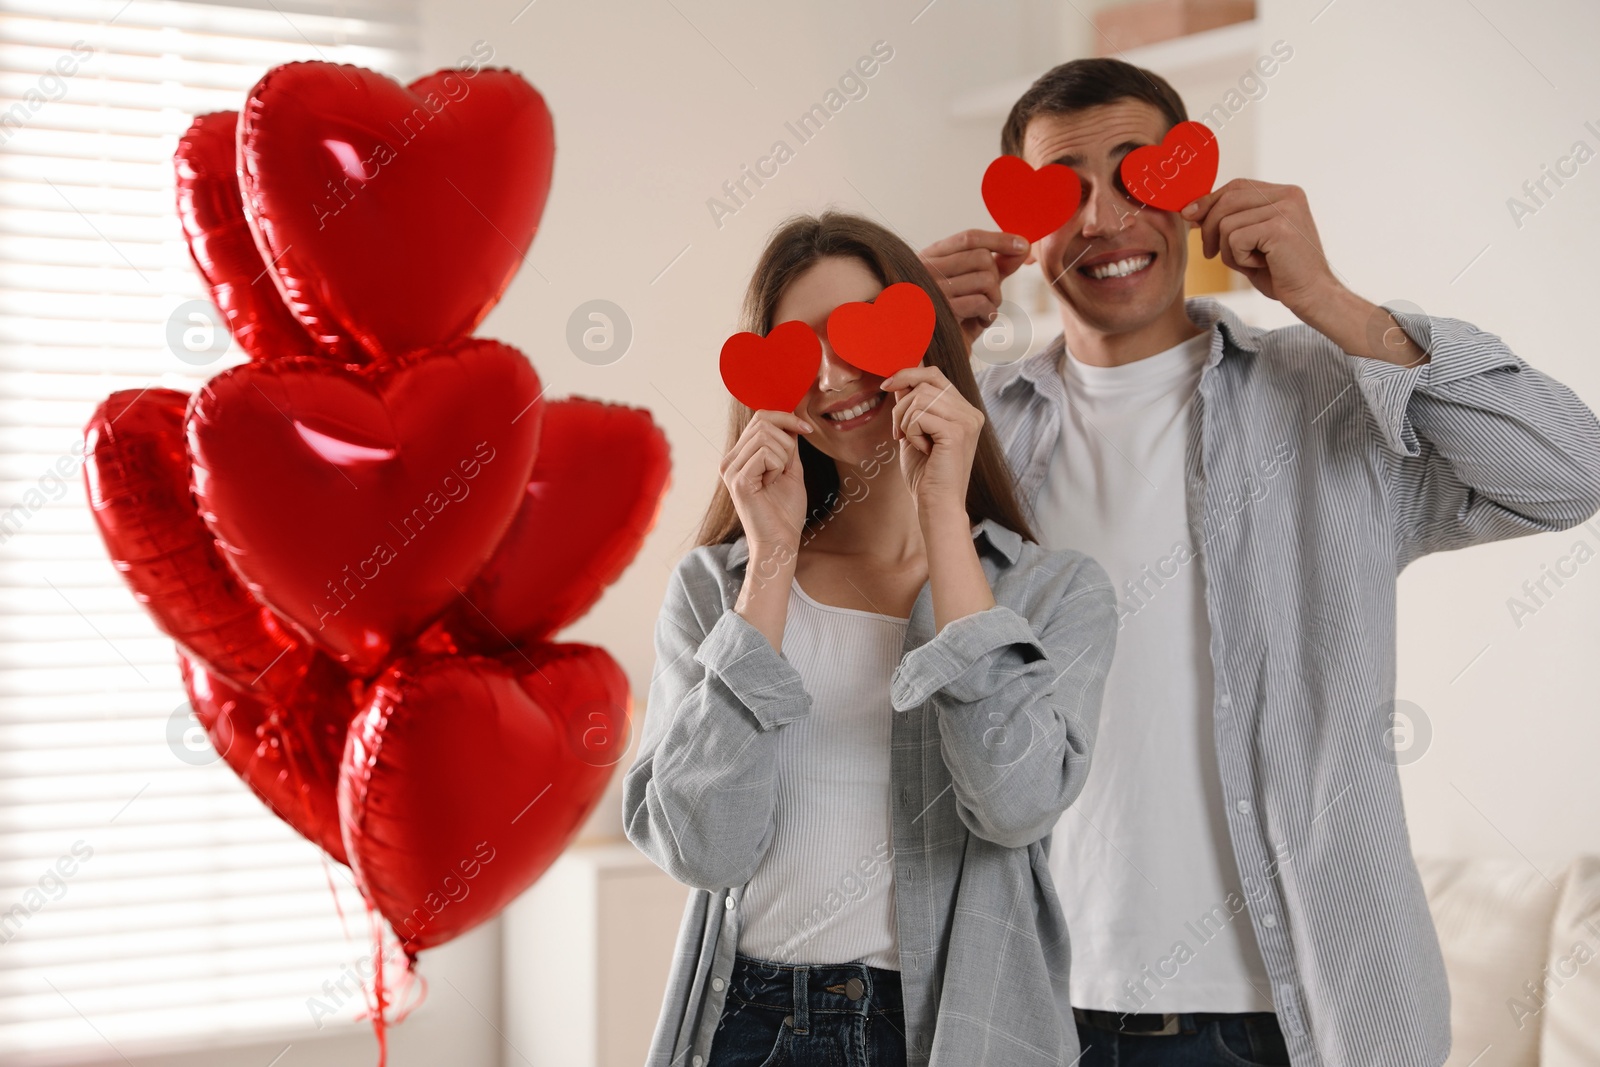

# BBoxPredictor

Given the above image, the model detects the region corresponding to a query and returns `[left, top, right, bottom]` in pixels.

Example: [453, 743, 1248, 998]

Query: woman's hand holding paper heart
[719, 409, 813, 555]
[881, 365, 983, 520]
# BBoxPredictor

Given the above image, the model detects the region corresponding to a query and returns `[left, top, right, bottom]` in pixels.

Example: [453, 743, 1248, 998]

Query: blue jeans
[1075, 1011, 1291, 1066]
[708, 952, 906, 1067]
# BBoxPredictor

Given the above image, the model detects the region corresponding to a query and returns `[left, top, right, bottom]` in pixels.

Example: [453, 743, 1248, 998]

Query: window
[0, 0, 421, 1059]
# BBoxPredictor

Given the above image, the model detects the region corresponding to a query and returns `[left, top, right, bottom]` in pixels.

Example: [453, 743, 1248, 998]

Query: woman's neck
[803, 454, 928, 565]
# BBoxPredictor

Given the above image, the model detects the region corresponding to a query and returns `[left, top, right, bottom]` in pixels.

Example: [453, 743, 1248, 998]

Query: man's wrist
[1297, 283, 1430, 367]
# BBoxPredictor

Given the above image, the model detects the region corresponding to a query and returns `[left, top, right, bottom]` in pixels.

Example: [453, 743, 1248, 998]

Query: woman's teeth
[1084, 254, 1153, 280]
[824, 394, 884, 422]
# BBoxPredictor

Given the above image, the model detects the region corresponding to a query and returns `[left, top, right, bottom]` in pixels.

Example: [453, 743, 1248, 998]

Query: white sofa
[1419, 855, 1600, 1067]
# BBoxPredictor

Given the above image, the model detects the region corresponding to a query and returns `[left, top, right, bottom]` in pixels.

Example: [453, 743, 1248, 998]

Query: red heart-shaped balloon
[83, 388, 325, 702]
[239, 62, 555, 363]
[173, 112, 340, 363]
[339, 643, 629, 953]
[186, 339, 543, 678]
[981, 155, 1082, 242]
[178, 648, 355, 865]
[825, 282, 936, 377]
[1120, 120, 1219, 213]
[448, 397, 671, 649]
[720, 319, 822, 412]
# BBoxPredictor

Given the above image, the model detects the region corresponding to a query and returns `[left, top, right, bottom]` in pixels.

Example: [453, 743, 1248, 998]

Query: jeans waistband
[729, 951, 903, 1032]
[1075, 1007, 1280, 1037]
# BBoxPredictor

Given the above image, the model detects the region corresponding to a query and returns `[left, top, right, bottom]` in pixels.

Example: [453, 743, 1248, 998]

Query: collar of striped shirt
[987, 295, 1264, 401]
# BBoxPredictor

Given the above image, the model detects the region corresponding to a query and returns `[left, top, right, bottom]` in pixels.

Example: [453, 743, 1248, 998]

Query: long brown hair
[694, 210, 1036, 549]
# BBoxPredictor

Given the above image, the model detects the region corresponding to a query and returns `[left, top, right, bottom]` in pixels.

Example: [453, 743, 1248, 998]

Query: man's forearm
[1296, 283, 1431, 368]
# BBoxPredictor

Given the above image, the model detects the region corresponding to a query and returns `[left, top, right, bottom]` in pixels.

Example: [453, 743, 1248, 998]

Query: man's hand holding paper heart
[920, 229, 1031, 345]
[1181, 178, 1334, 313]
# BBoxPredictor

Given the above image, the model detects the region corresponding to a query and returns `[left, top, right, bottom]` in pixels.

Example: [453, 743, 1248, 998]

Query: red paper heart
[1119, 120, 1219, 213]
[173, 112, 339, 363]
[825, 282, 936, 377]
[239, 62, 555, 363]
[339, 643, 629, 953]
[186, 339, 543, 678]
[448, 397, 671, 648]
[178, 648, 355, 865]
[720, 319, 822, 412]
[981, 155, 1082, 242]
[83, 388, 323, 702]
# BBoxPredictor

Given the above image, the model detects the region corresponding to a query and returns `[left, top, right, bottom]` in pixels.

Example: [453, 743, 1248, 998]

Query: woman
[623, 211, 1117, 1067]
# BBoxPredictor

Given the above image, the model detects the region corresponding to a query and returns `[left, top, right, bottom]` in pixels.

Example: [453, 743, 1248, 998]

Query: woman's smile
[818, 388, 888, 431]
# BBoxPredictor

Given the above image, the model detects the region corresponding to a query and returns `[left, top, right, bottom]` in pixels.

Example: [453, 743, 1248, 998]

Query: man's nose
[1078, 180, 1134, 239]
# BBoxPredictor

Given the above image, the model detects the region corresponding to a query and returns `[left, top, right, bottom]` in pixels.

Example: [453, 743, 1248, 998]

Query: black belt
[1074, 1008, 1277, 1036]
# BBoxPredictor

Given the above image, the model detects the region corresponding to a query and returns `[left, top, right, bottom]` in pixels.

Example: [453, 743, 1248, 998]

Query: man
[921, 57, 1600, 1067]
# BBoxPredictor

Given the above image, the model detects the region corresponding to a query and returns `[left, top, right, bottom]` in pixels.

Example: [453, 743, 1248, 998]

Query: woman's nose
[816, 344, 861, 392]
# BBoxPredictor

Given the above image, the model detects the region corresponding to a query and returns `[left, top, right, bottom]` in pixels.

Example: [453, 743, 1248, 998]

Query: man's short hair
[1000, 57, 1188, 157]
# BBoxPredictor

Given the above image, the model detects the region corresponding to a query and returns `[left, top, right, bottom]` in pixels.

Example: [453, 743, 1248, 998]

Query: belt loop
[791, 965, 810, 1034]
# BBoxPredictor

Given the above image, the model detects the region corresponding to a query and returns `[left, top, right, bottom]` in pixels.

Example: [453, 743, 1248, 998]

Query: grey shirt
[624, 519, 1117, 1066]
[978, 296, 1600, 1067]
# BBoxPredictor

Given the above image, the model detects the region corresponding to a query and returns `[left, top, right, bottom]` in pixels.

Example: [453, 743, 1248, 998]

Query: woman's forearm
[735, 539, 799, 651]
[921, 504, 995, 632]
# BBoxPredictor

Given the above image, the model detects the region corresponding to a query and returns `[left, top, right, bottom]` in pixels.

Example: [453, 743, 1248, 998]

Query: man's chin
[1055, 285, 1173, 335]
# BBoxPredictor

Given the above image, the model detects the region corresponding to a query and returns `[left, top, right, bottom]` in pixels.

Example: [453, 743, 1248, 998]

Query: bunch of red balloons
[81, 61, 670, 978]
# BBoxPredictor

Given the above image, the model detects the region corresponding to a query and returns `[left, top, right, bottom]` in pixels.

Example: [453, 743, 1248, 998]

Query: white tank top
[733, 577, 907, 970]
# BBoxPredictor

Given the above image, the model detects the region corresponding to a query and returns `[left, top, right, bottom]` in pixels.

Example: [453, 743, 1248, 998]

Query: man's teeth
[824, 394, 883, 421]
[1085, 254, 1153, 280]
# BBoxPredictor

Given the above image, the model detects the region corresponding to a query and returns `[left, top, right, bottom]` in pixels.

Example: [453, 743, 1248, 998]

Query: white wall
[1257, 0, 1600, 872]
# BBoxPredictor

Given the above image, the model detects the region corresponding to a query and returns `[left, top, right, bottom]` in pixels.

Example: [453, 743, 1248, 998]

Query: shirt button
[712, 977, 725, 991]
[1219, 693, 1232, 709]
[1262, 915, 1278, 928]
[900, 788, 910, 805]
[693, 1058, 703, 1067]
[724, 896, 735, 910]
[1235, 799, 1252, 814]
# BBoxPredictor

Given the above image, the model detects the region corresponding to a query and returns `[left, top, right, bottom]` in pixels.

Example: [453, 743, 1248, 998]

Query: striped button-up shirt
[977, 295, 1600, 1067]
[625, 521, 1118, 1066]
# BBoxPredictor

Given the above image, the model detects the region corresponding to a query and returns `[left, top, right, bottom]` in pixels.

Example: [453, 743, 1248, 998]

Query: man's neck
[1057, 295, 1206, 368]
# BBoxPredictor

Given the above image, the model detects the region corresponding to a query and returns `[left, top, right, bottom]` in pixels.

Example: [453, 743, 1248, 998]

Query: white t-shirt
[734, 577, 907, 970]
[1033, 331, 1273, 1012]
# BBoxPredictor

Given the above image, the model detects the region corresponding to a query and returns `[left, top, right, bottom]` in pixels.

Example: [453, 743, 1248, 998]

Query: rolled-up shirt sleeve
[623, 552, 812, 890]
[890, 554, 1118, 849]
[1354, 309, 1600, 564]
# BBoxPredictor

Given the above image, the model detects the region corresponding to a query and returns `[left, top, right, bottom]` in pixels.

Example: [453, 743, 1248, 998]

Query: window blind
[0, 0, 419, 1060]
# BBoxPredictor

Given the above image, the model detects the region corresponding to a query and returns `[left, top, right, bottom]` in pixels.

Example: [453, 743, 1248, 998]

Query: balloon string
[389, 950, 426, 1025]
[361, 898, 390, 1067]
[319, 848, 354, 941]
